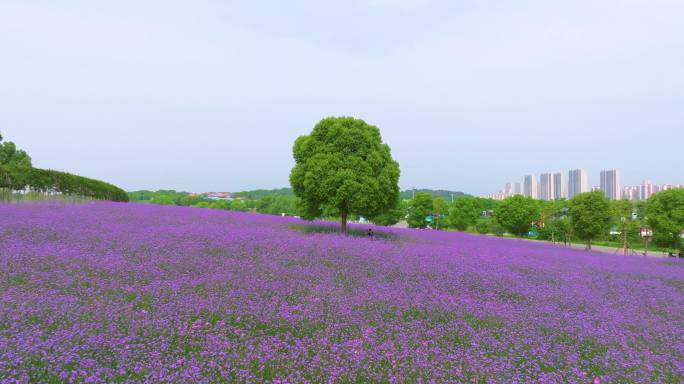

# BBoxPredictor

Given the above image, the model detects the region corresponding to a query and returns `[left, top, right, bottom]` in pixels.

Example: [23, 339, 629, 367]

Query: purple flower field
[1, 203, 683, 383]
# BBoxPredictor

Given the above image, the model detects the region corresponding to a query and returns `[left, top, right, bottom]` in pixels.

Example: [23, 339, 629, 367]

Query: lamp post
[640, 226, 652, 256]
[621, 217, 628, 255]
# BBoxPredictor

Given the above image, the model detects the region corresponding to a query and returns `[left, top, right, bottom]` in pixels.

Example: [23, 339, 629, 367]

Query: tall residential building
[504, 182, 514, 197]
[622, 186, 639, 201]
[539, 172, 554, 200]
[568, 169, 588, 199]
[523, 175, 538, 199]
[600, 169, 621, 200]
[513, 182, 522, 195]
[553, 172, 566, 200]
[638, 181, 659, 200]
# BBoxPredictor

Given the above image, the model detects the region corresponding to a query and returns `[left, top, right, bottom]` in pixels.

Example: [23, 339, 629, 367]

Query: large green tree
[569, 191, 612, 249]
[647, 188, 684, 250]
[0, 134, 32, 167]
[495, 195, 539, 237]
[289, 117, 400, 234]
[448, 196, 481, 231]
[407, 192, 434, 228]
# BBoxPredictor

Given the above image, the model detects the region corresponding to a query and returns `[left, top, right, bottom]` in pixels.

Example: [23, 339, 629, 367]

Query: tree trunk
[341, 212, 348, 235]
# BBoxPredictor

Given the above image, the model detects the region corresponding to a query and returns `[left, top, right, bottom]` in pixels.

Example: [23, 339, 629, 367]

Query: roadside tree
[407, 192, 434, 229]
[647, 188, 684, 251]
[449, 196, 481, 231]
[495, 195, 540, 237]
[570, 191, 612, 250]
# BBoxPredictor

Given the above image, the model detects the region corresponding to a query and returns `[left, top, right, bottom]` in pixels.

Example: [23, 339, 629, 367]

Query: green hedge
[0, 166, 128, 202]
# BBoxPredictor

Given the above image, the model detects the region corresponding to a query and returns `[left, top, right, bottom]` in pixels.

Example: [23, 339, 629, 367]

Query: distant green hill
[400, 189, 468, 201]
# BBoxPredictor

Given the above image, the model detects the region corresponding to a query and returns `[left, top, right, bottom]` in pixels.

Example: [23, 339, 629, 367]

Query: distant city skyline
[490, 168, 683, 201]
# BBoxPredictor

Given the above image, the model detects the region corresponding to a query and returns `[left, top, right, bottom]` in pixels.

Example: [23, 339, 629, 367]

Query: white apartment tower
[568, 169, 589, 199]
[539, 173, 555, 200]
[638, 181, 659, 200]
[622, 186, 639, 201]
[553, 172, 566, 199]
[600, 169, 621, 200]
[523, 175, 538, 199]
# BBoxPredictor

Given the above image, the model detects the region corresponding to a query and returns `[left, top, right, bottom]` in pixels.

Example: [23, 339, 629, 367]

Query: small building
[205, 192, 233, 201]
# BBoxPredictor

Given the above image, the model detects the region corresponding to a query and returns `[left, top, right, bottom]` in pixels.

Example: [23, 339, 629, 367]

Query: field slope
[1, 203, 683, 383]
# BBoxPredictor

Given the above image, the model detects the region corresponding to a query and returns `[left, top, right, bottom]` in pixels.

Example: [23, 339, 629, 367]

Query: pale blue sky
[1, 0, 682, 194]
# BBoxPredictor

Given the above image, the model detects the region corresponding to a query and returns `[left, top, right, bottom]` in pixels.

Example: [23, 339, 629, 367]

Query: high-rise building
[539, 172, 554, 200]
[638, 181, 659, 200]
[523, 175, 538, 199]
[553, 172, 566, 200]
[622, 186, 639, 201]
[513, 182, 522, 195]
[600, 169, 621, 200]
[504, 182, 514, 197]
[568, 169, 588, 199]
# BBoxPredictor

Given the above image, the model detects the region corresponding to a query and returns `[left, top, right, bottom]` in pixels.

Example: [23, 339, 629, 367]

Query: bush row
[0, 165, 128, 202]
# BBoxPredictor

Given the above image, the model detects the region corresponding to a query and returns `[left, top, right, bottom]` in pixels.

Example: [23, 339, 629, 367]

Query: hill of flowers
[1, 202, 683, 383]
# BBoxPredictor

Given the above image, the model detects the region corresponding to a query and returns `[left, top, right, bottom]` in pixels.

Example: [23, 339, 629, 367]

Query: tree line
[0, 134, 128, 202]
[405, 189, 684, 254]
[0, 165, 129, 202]
[128, 190, 297, 215]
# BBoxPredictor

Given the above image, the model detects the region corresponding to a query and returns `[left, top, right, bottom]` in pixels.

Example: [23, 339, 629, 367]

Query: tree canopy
[0, 134, 32, 167]
[495, 195, 539, 237]
[449, 196, 482, 231]
[647, 188, 684, 250]
[569, 191, 612, 249]
[407, 192, 434, 229]
[289, 117, 400, 233]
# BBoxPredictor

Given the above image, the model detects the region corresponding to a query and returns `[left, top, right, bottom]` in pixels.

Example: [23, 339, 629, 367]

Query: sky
[1, 0, 682, 195]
